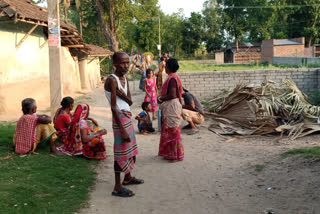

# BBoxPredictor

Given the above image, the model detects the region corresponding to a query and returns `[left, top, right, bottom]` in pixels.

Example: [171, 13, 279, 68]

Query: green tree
[130, 19, 159, 54]
[202, 0, 223, 52]
[246, 0, 275, 41]
[93, 0, 159, 51]
[182, 12, 204, 55]
[217, 0, 251, 50]
[161, 11, 185, 56]
[285, 0, 320, 46]
[268, 0, 291, 39]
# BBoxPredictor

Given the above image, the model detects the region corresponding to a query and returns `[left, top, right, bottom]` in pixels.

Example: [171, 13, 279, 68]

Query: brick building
[224, 42, 261, 64]
[261, 37, 313, 63]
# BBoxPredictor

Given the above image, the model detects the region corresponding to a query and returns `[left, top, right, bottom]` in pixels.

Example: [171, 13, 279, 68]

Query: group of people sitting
[13, 97, 107, 160]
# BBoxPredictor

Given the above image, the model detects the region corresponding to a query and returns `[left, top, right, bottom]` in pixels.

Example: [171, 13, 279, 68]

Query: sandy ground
[3, 84, 319, 214]
[72, 86, 320, 214]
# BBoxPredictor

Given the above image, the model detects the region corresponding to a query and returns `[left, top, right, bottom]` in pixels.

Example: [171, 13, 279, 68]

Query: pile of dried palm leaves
[205, 79, 320, 140]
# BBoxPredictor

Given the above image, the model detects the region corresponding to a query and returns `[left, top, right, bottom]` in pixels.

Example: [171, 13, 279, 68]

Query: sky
[38, 0, 206, 17]
[158, 0, 206, 17]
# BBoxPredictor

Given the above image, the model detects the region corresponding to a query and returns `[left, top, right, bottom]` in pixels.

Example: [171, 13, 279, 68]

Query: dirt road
[79, 86, 320, 214]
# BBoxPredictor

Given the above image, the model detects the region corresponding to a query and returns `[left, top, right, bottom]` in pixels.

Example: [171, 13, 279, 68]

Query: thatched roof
[86, 44, 113, 56]
[0, 0, 87, 54]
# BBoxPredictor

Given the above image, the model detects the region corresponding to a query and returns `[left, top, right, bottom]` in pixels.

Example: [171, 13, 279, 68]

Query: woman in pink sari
[157, 58, 184, 161]
[59, 103, 107, 160]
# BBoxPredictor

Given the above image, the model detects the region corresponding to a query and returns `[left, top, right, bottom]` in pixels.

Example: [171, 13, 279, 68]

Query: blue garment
[157, 109, 162, 132]
[137, 111, 152, 132]
[139, 71, 146, 91]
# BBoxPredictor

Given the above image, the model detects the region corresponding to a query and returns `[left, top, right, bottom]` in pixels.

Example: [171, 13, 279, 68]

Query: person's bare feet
[187, 129, 199, 135]
[140, 130, 149, 135]
[50, 146, 63, 155]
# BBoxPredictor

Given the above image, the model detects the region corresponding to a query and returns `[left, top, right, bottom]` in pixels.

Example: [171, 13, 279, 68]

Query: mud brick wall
[234, 51, 261, 63]
[178, 68, 320, 100]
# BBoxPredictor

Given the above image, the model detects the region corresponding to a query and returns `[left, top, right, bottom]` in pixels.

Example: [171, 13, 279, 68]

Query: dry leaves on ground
[205, 79, 320, 140]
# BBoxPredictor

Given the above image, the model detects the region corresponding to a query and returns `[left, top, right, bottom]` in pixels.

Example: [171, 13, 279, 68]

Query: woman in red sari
[158, 58, 184, 161]
[54, 97, 74, 137]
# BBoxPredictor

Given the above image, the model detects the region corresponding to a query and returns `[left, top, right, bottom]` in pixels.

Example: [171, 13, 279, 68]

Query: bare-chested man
[105, 51, 144, 197]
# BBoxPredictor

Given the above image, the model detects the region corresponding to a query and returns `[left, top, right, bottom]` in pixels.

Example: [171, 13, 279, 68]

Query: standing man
[105, 52, 144, 197]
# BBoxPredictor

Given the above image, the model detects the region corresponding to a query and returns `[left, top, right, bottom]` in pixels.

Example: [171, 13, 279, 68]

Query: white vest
[105, 74, 130, 111]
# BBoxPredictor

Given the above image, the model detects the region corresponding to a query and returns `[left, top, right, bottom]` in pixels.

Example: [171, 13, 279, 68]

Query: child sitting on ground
[135, 102, 155, 134]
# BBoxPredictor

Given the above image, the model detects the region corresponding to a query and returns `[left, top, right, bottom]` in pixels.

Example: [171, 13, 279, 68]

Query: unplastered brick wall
[178, 68, 320, 100]
[274, 45, 305, 57]
[234, 52, 261, 63]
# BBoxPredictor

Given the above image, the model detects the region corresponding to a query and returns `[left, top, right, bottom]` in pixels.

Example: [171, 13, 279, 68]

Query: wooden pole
[99, 56, 108, 64]
[48, 0, 63, 117]
[40, 39, 48, 49]
[16, 23, 39, 48]
[158, 16, 161, 57]
[88, 56, 98, 64]
[79, 12, 83, 36]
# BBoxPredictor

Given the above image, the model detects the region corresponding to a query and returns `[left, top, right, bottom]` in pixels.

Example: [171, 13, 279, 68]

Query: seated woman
[53, 96, 74, 143]
[13, 98, 58, 154]
[59, 103, 107, 160]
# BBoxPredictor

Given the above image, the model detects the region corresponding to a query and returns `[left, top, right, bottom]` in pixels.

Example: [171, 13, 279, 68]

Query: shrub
[310, 91, 320, 106]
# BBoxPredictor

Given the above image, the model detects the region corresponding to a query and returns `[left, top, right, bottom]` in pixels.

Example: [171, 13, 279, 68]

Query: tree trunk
[79, 13, 82, 35]
[94, 0, 119, 52]
[110, 33, 119, 51]
[308, 6, 320, 47]
[308, 36, 313, 48]
[235, 38, 239, 51]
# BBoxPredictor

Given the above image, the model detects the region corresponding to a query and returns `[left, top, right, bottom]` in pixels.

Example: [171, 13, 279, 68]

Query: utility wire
[217, 4, 320, 9]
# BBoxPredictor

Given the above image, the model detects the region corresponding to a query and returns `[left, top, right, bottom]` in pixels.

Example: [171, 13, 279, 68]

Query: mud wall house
[261, 37, 313, 63]
[215, 52, 224, 64]
[224, 42, 261, 64]
[80, 44, 113, 90]
[0, 0, 113, 116]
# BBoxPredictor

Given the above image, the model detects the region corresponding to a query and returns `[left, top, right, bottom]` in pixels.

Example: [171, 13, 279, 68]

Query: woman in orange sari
[158, 58, 184, 161]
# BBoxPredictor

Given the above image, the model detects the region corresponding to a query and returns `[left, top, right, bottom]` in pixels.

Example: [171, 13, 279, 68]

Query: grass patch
[178, 61, 320, 72]
[255, 164, 265, 172]
[0, 123, 15, 158]
[282, 147, 320, 158]
[0, 123, 97, 214]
